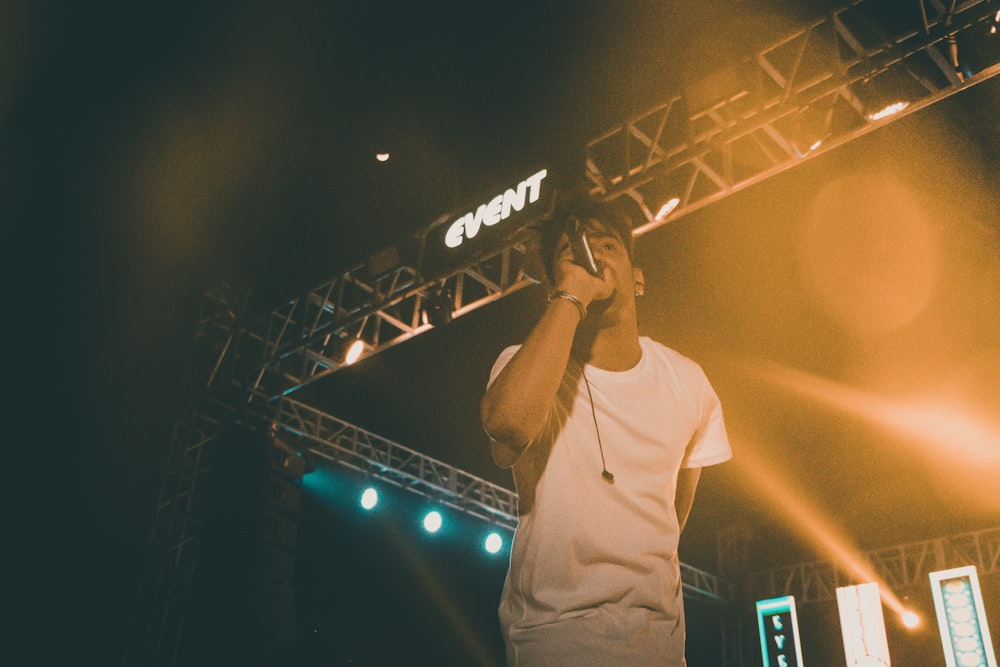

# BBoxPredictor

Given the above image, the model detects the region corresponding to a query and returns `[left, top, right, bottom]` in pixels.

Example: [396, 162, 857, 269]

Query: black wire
[581, 368, 614, 483]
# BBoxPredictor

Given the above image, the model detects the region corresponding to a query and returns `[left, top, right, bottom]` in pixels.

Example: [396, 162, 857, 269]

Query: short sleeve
[487, 345, 522, 388]
[681, 374, 732, 468]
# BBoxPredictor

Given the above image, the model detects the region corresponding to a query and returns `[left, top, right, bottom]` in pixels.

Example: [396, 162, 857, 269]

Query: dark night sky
[7, 1, 1000, 665]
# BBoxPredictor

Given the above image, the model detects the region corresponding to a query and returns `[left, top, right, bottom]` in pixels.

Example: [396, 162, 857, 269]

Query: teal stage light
[484, 532, 503, 554]
[360, 487, 378, 510]
[422, 510, 443, 534]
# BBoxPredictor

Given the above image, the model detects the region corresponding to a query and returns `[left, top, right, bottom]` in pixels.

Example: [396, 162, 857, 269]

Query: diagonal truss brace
[746, 526, 1000, 603]
[586, 0, 1000, 237]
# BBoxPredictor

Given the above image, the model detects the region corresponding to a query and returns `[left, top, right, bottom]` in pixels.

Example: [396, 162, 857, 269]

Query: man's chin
[590, 289, 617, 313]
[583, 290, 617, 327]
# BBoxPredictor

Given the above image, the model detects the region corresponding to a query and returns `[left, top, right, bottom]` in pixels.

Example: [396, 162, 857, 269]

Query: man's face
[553, 219, 638, 321]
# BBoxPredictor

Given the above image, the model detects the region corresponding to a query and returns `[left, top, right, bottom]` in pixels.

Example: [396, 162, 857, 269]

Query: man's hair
[538, 196, 635, 284]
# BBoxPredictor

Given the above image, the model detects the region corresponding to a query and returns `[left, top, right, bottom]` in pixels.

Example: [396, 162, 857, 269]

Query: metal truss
[682, 563, 735, 603]
[122, 409, 222, 667]
[196, 2, 1000, 399]
[586, 0, 1000, 237]
[746, 526, 1000, 604]
[195, 2, 1000, 396]
[199, 241, 538, 402]
[269, 396, 733, 602]
[272, 397, 519, 530]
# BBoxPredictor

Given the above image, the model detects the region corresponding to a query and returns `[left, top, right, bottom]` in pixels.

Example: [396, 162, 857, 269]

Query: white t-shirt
[488, 336, 732, 666]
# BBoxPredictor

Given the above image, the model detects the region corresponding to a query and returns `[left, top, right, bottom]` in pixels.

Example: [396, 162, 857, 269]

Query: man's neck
[574, 320, 642, 372]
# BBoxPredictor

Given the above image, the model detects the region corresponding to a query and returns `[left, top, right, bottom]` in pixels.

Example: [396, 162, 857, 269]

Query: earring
[634, 282, 645, 297]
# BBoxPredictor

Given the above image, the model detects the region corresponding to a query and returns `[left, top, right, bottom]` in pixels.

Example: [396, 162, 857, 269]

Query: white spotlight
[654, 197, 681, 221]
[344, 338, 365, 365]
[360, 487, 378, 510]
[866, 101, 909, 121]
[901, 610, 921, 629]
[484, 532, 503, 554]
[376, 152, 390, 162]
[423, 510, 443, 533]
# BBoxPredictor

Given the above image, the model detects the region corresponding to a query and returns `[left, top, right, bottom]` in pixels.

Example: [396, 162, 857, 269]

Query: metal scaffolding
[192, 0, 1000, 407]
[273, 397, 519, 531]
[199, 239, 540, 402]
[585, 0, 1000, 237]
[746, 526, 1000, 603]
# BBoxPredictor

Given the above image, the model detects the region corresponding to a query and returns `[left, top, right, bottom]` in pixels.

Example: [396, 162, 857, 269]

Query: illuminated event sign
[420, 167, 552, 279]
[756, 596, 805, 667]
[443, 169, 547, 248]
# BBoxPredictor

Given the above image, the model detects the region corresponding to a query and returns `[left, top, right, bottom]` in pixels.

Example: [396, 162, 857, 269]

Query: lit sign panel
[930, 566, 997, 667]
[757, 595, 805, 667]
[836, 582, 891, 666]
[443, 169, 547, 248]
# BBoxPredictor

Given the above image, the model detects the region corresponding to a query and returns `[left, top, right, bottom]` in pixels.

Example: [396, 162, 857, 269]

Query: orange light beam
[731, 437, 912, 617]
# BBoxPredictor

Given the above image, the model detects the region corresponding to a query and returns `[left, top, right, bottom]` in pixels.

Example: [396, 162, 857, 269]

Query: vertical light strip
[929, 566, 997, 667]
[836, 582, 892, 666]
[756, 595, 806, 666]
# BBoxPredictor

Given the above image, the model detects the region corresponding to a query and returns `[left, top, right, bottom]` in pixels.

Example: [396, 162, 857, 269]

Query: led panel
[836, 582, 891, 666]
[757, 595, 805, 667]
[930, 566, 997, 667]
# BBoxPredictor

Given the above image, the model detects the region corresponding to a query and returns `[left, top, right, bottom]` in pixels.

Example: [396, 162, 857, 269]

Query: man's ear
[633, 267, 645, 296]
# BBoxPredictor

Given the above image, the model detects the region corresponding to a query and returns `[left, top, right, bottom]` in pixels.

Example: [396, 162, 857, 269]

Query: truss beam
[273, 397, 519, 529]
[746, 526, 1000, 604]
[199, 242, 538, 402]
[196, 2, 1000, 392]
[585, 0, 1000, 237]
[267, 396, 733, 602]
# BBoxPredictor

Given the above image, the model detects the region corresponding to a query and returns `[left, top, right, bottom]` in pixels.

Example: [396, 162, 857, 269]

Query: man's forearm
[481, 297, 583, 467]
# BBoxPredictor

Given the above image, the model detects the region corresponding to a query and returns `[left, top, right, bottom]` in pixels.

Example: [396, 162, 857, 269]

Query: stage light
[422, 287, 454, 327]
[784, 98, 835, 157]
[625, 189, 682, 234]
[867, 100, 909, 122]
[360, 486, 378, 510]
[901, 610, 921, 629]
[654, 197, 680, 222]
[376, 152, 390, 162]
[344, 337, 366, 365]
[422, 510, 443, 534]
[484, 532, 503, 554]
[853, 70, 914, 123]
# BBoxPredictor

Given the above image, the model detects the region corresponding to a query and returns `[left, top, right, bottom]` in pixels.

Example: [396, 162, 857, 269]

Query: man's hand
[552, 253, 615, 309]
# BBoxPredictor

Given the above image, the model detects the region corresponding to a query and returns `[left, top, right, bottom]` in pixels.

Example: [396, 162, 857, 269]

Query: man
[480, 197, 732, 666]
